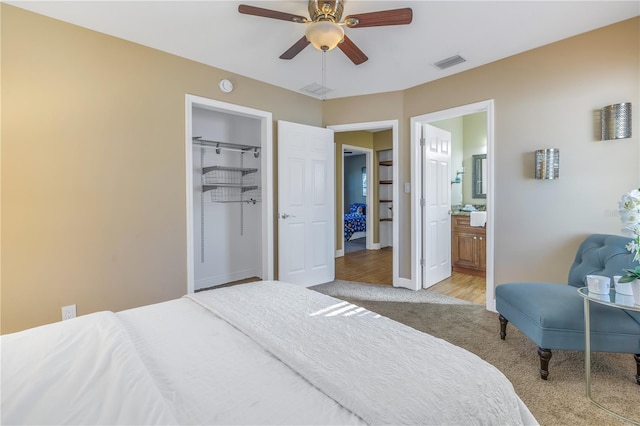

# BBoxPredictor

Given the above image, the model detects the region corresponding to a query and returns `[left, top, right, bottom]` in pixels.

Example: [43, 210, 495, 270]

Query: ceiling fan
[238, 1, 413, 65]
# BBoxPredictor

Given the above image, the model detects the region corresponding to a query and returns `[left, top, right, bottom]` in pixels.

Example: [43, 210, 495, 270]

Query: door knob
[280, 213, 295, 219]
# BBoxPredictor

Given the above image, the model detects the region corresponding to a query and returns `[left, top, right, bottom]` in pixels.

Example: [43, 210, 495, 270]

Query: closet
[192, 107, 263, 290]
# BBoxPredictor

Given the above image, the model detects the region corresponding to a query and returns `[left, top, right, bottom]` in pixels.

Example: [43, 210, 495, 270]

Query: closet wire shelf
[202, 166, 261, 204]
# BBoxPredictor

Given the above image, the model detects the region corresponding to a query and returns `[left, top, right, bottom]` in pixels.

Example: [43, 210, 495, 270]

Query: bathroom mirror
[472, 154, 487, 199]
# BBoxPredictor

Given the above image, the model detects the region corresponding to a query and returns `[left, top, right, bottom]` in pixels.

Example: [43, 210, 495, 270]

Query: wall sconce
[601, 102, 632, 140]
[535, 149, 559, 180]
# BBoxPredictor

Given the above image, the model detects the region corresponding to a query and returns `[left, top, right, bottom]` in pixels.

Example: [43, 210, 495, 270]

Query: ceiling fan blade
[338, 35, 368, 65]
[238, 4, 308, 23]
[344, 8, 413, 28]
[280, 36, 311, 60]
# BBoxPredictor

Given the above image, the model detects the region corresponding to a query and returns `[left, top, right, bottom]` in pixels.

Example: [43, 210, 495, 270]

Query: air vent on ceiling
[434, 55, 466, 70]
[300, 82, 332, 97]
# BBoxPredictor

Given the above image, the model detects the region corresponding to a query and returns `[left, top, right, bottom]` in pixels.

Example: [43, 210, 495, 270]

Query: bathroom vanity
[451, 213, 486, 276]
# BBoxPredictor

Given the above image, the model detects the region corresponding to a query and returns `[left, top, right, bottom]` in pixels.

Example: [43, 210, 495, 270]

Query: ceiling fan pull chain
[322, 50, 327, 101]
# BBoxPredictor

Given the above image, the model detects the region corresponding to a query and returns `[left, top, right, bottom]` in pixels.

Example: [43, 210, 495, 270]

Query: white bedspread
[117, 298, 365, 425]
[187, 280, 531, 426]
[1, 280, 536, 425]
[1, 312, 177, 425]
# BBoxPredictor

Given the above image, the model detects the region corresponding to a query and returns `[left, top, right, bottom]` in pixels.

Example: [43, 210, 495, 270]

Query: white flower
[620, 188, 640, 263]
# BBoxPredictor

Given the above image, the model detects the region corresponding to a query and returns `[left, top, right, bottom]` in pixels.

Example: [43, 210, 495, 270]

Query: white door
[278, 121, 335, 286]
[421, 124, 452, 288]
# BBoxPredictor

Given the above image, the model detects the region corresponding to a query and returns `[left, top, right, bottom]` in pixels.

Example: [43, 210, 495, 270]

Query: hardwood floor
[429, 272, 486, 304]
[335, 247, 393, 285]
[209, 247, 486, 304]
[335, 247, 486, 304]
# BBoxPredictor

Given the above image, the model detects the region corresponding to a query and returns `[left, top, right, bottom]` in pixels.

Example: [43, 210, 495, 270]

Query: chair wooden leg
[537, 347, 552, 380]
[635, 354, 640, 385]
[499, 314, 508, 340]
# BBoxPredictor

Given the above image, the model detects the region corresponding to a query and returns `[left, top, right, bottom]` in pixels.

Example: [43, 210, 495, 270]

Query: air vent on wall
[434, 55, 466, 70]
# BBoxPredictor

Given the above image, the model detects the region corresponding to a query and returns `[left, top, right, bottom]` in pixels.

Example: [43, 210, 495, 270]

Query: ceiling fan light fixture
[305, 21, 344, 52]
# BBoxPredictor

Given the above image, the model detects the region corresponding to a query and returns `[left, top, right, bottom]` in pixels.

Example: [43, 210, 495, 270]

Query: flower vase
[614, 276, 634, 295]
[631, 279, 640, 306]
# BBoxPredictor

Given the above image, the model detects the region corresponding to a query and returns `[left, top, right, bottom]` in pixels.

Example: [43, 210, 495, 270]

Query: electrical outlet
[61, 304, 76, 321]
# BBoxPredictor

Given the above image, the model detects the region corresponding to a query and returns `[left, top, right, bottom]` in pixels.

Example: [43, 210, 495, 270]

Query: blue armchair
[496, 234, 640, 382]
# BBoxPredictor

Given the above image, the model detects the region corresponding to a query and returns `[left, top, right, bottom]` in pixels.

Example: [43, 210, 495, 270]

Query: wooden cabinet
[451, 215, 486, 276]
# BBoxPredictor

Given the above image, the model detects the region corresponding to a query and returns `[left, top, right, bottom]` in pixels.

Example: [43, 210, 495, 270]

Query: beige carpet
[310, 279, 474, 304]
[311, 282, 640, 426]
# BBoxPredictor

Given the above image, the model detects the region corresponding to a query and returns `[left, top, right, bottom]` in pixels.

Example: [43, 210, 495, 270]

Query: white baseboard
[335, 249, 344, 258]
[395, 277, 418, 291]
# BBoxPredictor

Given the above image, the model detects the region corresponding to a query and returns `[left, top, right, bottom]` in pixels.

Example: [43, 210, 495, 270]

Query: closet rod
[192, 137, 260, 157]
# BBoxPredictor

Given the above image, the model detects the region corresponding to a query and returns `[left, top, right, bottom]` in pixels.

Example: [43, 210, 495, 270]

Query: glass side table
[577, 287, 640, 425]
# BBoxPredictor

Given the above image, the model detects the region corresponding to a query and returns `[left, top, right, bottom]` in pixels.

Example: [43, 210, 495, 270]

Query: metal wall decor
[601, 102, 632, 140]
[535, 149, 559, 180]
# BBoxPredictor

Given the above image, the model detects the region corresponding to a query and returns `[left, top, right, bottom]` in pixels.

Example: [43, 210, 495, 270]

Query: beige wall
[2, 5, 639, 333]
[1, 5, 322, 333]
[373, 129, 393, 152]
[326, 17, 638, 288]
[405, 17, 639, 285]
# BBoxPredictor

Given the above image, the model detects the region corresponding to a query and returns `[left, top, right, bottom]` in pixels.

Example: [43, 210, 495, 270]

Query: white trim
[397, 277, 414, 290]
[409, 120, 423, 291]
[185, 99, 194, 294]
[340, 144, 374, 254]
[328, 120, 399, 287]
[335, 249, 344, 257]
[410, 100, 496, 311]
[391, 127, 399, 287]
[184, 94, 274, 295]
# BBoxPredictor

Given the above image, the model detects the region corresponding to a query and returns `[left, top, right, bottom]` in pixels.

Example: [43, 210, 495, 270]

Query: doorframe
[184, 94, 274, 294]
[327, 120, 401, 287]
[410, 100, 495, 311]
[337, 145, 374, 257]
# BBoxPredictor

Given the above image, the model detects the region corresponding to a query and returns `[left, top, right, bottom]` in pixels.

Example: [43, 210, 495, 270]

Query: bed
[344, 202, 367, 241]
[1, 280, 538, 425]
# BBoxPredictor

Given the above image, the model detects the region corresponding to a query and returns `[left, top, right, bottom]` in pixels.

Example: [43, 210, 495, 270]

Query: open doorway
[341, 145, 373, 255]
[329, 120, 401, 288]
[411, 100, 495, 310]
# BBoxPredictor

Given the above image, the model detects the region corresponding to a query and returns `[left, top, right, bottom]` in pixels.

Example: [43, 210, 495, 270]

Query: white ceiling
[7, 1, 639, 99]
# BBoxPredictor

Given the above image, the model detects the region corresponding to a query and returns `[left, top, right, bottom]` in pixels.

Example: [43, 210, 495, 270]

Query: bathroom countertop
[451, 208, 486, 216]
